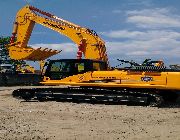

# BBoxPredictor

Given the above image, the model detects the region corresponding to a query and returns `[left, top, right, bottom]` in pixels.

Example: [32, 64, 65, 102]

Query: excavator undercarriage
[12, 87, 165, 107]
[12, 59, 179, 107]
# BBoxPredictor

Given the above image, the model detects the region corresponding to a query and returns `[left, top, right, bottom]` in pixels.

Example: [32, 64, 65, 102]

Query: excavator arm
[8, 5, 108, 63]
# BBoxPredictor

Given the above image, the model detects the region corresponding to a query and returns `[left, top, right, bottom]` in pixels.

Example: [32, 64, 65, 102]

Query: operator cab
[44, 59, 107, 80]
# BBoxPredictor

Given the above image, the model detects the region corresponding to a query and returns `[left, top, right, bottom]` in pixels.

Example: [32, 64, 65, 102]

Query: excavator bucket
[8, 45, 61, 61]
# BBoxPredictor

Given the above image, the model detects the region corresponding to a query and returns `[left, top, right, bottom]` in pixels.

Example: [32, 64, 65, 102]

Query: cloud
[28, 40, 180, 66]
[102, 7, 180, 65]
[101, 30, 180, 40]
[126, 8, 180, 29]
[102, 29, 180, 57]
[31, 43, 77, 53]
[105, 38, 180, 58]
[102, 30, 180, 63]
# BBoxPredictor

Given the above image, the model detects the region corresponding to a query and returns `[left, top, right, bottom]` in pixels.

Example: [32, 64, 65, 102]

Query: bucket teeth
[8, 46, 61, 60]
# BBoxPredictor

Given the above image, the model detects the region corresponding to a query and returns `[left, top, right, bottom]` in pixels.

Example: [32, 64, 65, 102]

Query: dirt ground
[0, 87, 180, 140]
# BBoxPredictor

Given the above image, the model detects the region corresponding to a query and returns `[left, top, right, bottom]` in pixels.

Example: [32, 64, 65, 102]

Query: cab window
[75, 63, 85, 72]
[93, 62, 107, 71]
[50, 61, 71, 72]
[93, 62, 101, 71]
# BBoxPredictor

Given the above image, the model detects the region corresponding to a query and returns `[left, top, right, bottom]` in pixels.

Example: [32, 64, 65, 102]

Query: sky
[1, 0, 180, 68]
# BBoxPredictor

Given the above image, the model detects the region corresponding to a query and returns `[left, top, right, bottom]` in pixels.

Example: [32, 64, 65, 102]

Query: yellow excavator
[10, 5, 180, 106]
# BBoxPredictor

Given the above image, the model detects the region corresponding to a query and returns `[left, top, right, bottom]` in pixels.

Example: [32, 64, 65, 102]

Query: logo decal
[43, 21, 65, 30]
[141, 76, 153, 82]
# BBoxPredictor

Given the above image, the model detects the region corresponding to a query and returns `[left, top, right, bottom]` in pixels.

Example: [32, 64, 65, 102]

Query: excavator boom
[8, 5, 108, 63]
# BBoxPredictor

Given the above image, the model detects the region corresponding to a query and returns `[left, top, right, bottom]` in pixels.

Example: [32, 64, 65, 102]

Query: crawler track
[12, 87, 164, 107]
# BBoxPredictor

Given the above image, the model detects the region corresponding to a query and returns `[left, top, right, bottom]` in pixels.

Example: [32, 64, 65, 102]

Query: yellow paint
[9, 5, 180, 92]
[8, 5, 108, 63]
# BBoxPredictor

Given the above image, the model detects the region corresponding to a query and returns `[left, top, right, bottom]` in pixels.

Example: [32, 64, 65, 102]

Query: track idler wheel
[12, 89, 35, 101]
